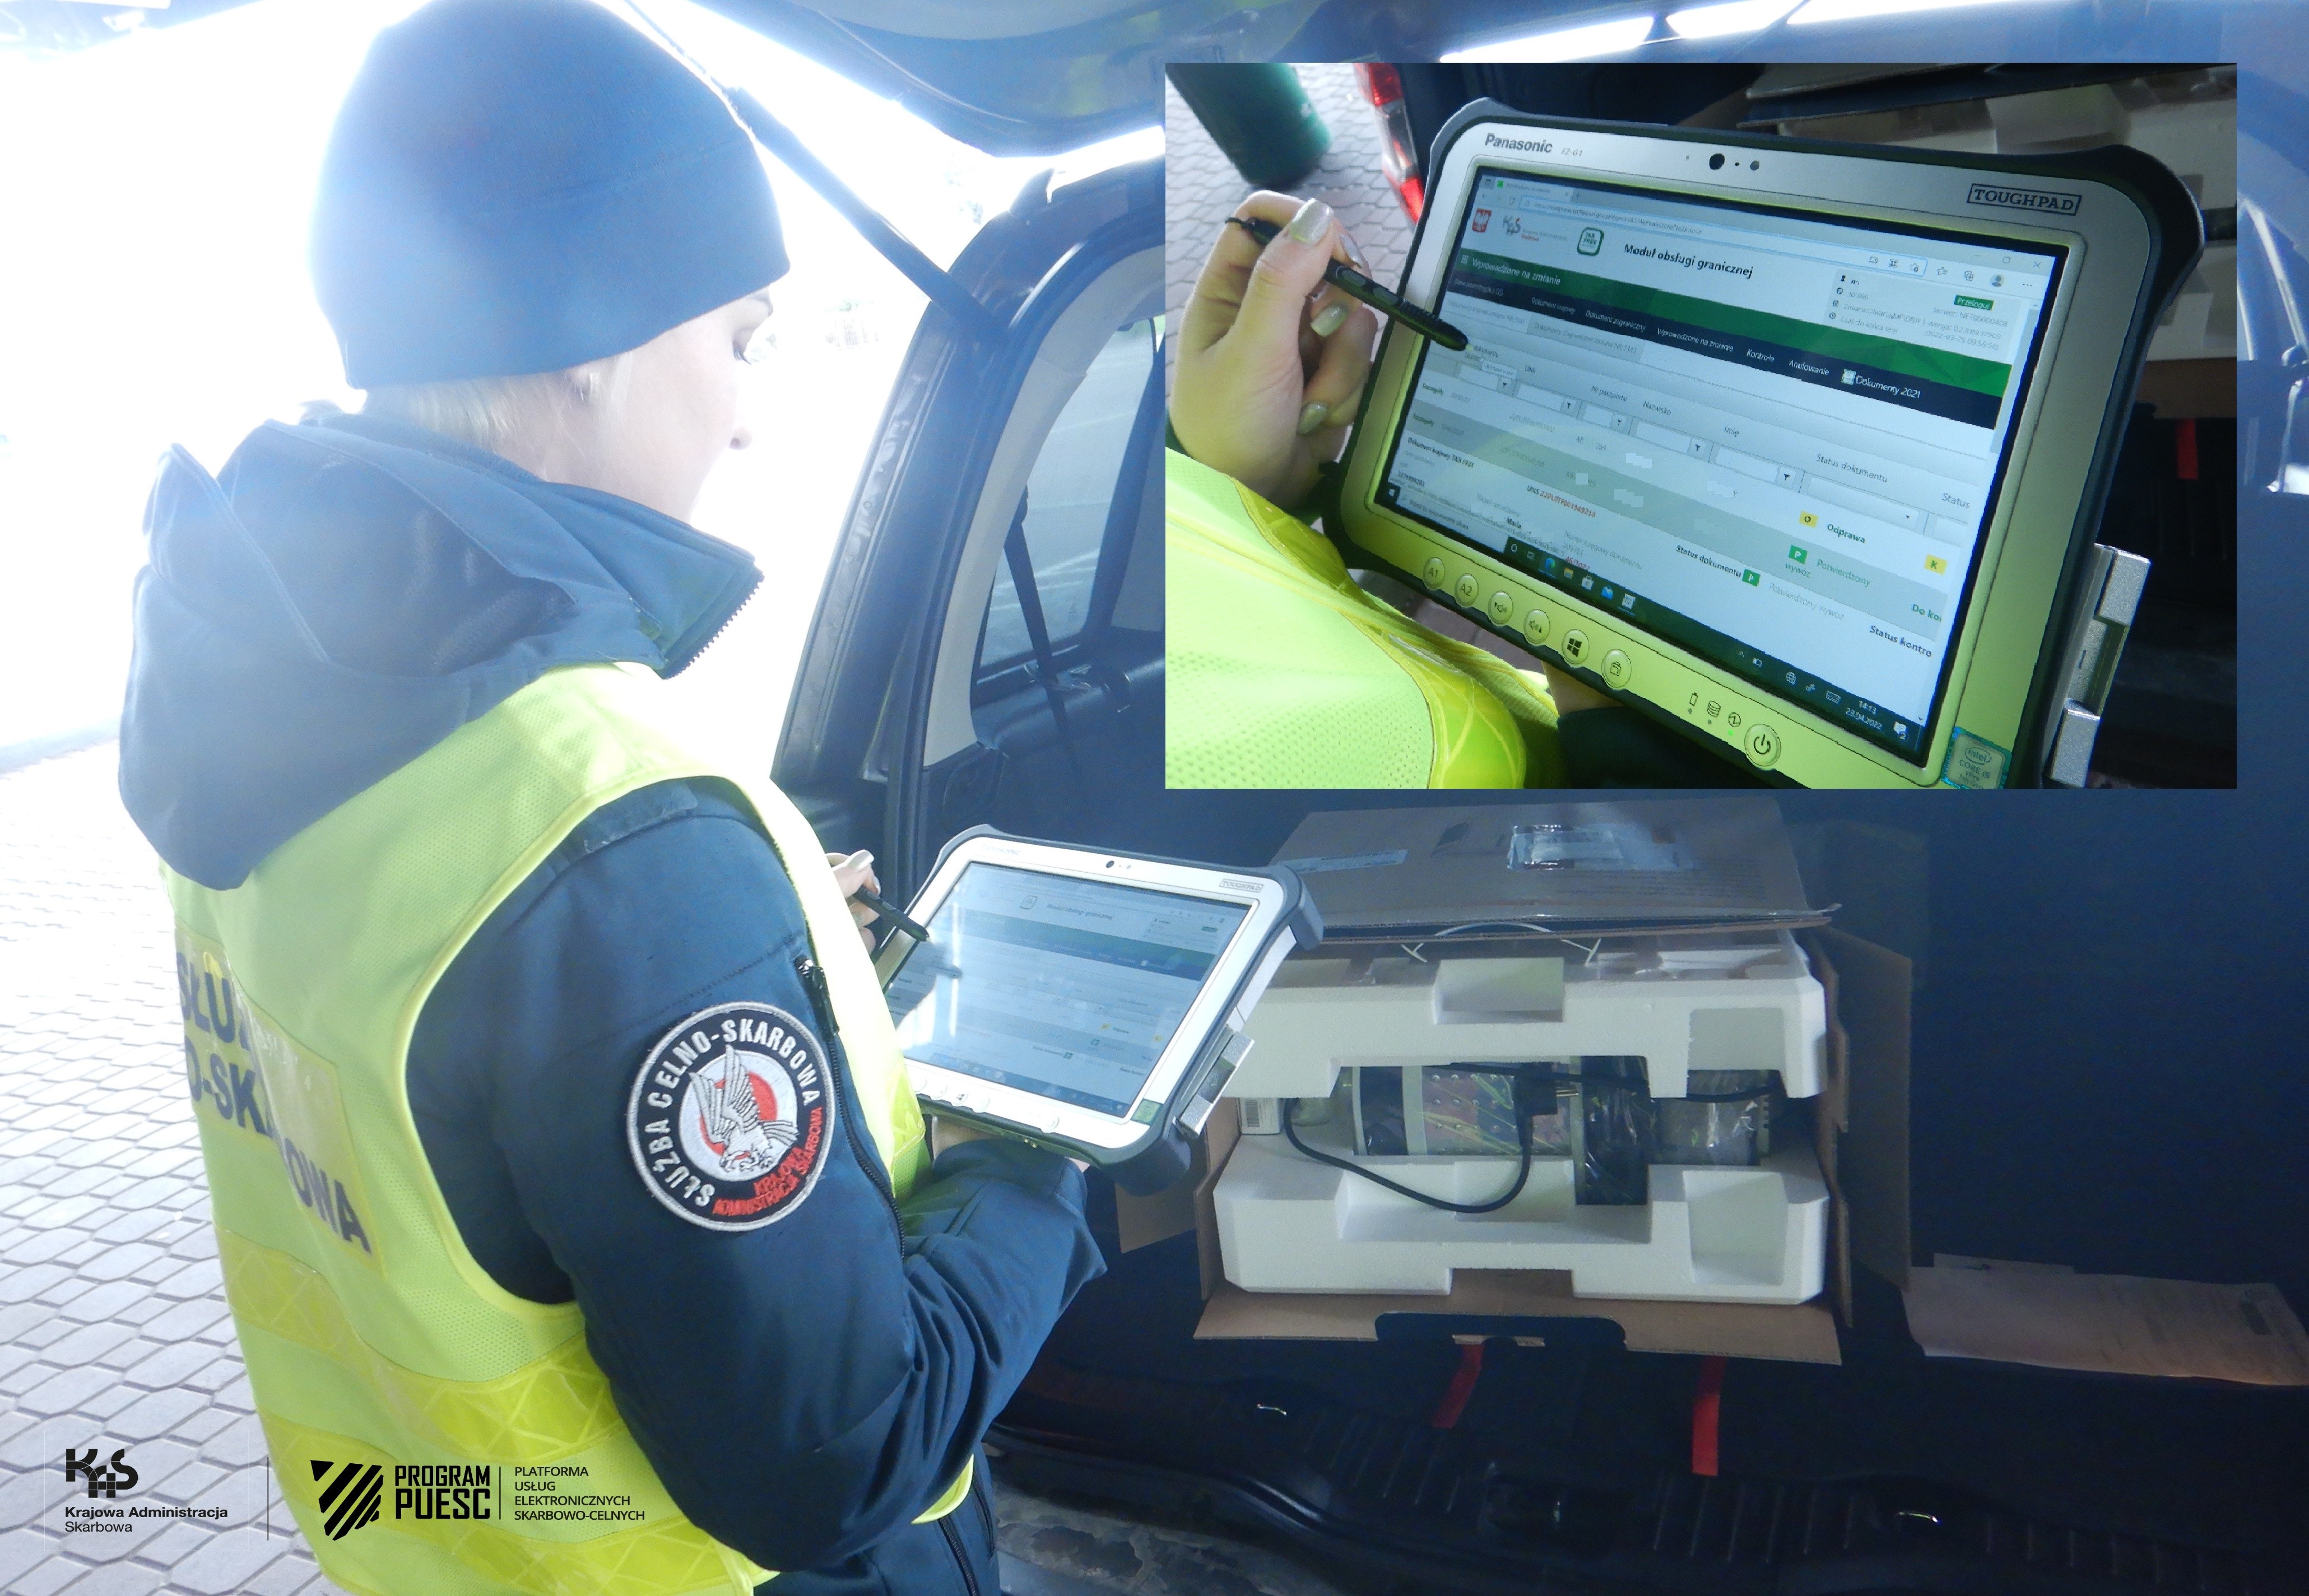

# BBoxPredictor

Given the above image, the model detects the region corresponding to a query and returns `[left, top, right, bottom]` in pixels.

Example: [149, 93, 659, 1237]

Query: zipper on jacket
[795, 955, 905, 1255]
[939, 1511, 985, 1596]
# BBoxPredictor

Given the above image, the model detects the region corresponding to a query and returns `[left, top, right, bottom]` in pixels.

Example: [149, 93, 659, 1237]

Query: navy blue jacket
[120, 411, 1104, 1581]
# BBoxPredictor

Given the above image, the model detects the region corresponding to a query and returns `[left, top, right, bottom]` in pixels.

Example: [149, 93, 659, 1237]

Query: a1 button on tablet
[1422, 556, 1445, 589]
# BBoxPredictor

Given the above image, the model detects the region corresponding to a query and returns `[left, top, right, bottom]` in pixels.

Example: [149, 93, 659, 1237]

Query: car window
[978, 317, 1161, 673]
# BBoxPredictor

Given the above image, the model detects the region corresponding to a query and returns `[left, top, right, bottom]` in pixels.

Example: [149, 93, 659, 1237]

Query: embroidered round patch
[626, 1002, 836, 1231]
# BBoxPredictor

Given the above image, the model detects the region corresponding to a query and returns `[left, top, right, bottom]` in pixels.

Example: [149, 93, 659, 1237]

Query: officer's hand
[931, 1116, 1087, 1172]
[827, 849, 879, 954]
[1173, 191, 1380, 510]
[1541, 667, 1618, 714]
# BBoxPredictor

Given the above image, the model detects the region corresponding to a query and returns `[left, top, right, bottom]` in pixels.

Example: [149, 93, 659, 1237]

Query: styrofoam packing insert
[1215, 929, 1829, 1303]
[1215, 1132, 1829, 1302]
[1225, 928, 1826, 1103]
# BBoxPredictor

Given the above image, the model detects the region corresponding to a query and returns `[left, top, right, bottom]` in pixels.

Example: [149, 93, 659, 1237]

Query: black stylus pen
[1228, 214, 1469, 351]
[853, 888, 933, 946]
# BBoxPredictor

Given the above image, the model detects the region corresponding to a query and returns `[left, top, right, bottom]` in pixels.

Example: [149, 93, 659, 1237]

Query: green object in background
[1168, 63, 1331, 190]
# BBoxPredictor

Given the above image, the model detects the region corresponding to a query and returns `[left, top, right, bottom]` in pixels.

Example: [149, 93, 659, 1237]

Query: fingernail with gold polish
[1311, 302, 1349, 337]
[1286, 196, 1333, 244]
[1297, 401, 1330, 436]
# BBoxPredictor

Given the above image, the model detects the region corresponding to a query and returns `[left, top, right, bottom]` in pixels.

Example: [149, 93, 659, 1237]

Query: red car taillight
[1355, 62, 1424, 222]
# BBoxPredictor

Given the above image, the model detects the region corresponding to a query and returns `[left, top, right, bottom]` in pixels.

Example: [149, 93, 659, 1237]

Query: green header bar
[1458, 249, 2012, 398]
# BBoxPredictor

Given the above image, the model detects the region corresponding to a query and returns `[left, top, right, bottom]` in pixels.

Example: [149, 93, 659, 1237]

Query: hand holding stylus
[1173, 191, 1380, 509]
[826, 850, 881, 953]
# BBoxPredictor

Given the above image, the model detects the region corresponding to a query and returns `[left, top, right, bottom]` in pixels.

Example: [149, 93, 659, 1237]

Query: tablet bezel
[877, 831, 1296, 1158]
[1334, 109, 2175, 788]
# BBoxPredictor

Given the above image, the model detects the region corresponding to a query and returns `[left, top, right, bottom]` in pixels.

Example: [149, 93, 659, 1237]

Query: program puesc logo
[312, 1460, 494, 1538]
[312, 1460, 384, 1540]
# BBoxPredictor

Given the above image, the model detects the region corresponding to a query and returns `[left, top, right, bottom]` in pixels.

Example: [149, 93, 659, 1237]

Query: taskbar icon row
[1498, 536, 1927, 759]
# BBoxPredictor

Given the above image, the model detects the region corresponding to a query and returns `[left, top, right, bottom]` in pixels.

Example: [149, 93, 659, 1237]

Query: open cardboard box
[1112, 928, 1911, 1366]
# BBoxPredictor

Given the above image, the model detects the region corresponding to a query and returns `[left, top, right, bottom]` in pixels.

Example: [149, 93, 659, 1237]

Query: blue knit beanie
[311, 0, 787, 388]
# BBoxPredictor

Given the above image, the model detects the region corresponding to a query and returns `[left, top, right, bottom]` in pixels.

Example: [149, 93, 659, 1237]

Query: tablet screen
[885, 864, 1250, 1115]
[1377, 167, 2067, 762]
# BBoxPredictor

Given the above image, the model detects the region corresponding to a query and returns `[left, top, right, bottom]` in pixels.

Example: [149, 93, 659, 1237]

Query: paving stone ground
[1166, 63, 1419, 400]
[0, 743, 341, 1596]
[0, 742, 1342, 1596]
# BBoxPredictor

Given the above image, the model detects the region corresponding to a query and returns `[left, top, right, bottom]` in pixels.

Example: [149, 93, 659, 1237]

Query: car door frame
[773, 155, 1164, 895]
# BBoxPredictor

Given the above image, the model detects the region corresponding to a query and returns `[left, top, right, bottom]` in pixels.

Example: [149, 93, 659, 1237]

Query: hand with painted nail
[826, 849, 880, 953]
[1172, 190, 1381, 509]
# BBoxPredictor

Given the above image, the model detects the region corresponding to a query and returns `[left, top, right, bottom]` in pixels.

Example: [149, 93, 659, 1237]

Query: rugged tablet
[876, 827, 1319, 1192]
[1331, 103, 2201, 787]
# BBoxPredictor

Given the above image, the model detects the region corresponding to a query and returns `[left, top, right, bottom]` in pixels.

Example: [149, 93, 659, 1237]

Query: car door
[772, 155, 1164, 896]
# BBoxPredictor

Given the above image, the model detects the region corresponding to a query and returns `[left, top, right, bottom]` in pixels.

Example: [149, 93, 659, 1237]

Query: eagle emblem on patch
[626, 1002, 835, 1230]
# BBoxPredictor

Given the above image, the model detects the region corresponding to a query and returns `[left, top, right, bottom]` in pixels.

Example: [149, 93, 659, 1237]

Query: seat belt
[619, 2, 1005, 345]
[1002, 491, 1089, 787]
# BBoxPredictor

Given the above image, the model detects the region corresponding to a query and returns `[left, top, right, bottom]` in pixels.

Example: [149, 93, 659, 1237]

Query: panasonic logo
[1966, 183, 2080, 215]
[1483, 133, 1556, 153]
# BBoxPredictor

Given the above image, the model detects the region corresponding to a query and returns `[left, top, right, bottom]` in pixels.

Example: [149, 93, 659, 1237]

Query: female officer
[117, 3, 1100, 1592]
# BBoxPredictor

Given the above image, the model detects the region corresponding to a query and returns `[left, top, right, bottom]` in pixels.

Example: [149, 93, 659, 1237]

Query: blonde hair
[363, 352, 635, 453]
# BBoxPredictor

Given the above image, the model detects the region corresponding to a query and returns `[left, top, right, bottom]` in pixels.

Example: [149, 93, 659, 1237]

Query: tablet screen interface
[1377, 166, 2067, 761]
[886, 864, 1250, 1115]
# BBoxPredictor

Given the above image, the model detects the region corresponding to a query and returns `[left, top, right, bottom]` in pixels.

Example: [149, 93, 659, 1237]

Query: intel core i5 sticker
[1941, 727, 2011, 789]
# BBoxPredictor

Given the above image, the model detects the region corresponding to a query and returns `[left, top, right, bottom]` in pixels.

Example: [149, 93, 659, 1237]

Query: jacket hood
[120, 411, 761, 890]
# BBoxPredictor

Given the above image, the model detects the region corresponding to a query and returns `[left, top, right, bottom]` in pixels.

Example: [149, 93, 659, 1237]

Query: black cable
[1282, 1062, 1716, 1215]
[1280, 1063, 1777, 1216]
[1283, 1068, 1548, 1215]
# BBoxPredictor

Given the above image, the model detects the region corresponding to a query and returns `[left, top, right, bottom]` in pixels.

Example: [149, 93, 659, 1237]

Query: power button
[1745, 722, 1781, 768]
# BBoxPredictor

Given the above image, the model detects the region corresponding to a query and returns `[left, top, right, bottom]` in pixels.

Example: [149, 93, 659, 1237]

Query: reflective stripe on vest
[1163, 449, 1564, 788]
[164, 662, 968, 1596]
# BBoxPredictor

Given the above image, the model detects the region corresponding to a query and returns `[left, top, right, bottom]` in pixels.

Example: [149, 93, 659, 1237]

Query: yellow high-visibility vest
[1165, 449, 1564, 788]
[166, 662, 969, 1596]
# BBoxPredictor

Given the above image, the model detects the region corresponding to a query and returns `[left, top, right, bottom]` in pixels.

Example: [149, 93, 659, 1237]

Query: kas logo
[63, 1448, 139, 1499]
[1966, 182, 2080, 215]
